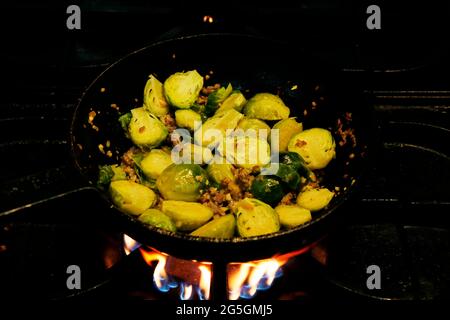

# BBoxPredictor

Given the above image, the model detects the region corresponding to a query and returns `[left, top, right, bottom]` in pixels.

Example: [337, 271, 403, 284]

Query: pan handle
[0, 165, 96, 218]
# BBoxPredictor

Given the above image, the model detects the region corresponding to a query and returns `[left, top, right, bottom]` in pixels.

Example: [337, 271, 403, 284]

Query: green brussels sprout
[161, 200, 214, 231]
[236, 118, 271, 140]
[250, 176, 284, 206]
[128, 107, 168, 148]
[194, 109, 244, 147]
[243, 93, 290, 120]
[206, 161, 235, 184]
[275, 205, 311, 228]
[288, 128, 336, 170]
[98, 164, 127, 188]
[218, 136, 271, 169]
[216, 91, 247, 114]
[205, 83, 233, 116]
[109, 180, 157, 216]
[273, 164, 301, 190]
[235, 198, 280, 237]
[140, 149, 173, 180]
[163, 70, 203, 109]
[278, 152, 313, 181]
[174, 143, 213, 165]
[175, 109, 202, 131]
[138, 208, 176, 232]
[143, 75, 169, 116]
[296, 187, 334, 211]
[156, 164, 209, 201]
[190, 214, 236, 238]
[271, 117, 303, 151]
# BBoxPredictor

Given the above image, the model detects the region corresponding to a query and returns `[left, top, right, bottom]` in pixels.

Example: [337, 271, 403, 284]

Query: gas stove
[0, 2, 449, 303]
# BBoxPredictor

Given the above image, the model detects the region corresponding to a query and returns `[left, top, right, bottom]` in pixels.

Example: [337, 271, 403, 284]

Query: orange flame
[203, 15, 214, 23]
[198, 265, 212, 300]
[123, 234, 140, 255]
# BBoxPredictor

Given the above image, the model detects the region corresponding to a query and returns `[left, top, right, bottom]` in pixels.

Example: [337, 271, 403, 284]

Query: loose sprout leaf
[133, 163, 157, 189]
[204, 83, 233, 116]
[118, 112, 132, 132]
[97, 165, 114, 188]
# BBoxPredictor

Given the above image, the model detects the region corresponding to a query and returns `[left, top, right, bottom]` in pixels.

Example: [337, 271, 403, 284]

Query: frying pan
[4, 34, 371, 262]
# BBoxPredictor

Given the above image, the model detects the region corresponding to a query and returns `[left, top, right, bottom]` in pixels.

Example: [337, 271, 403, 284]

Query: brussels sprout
[275, 205, 311, 229]
[109, 180, 157, 216]
[156, 164, 209, 201]
[236, 118, 271, 140]
[163, 70, 203, 109]
[140, 149, 173, 180]
[218, 136, 271, 169]
[190, 214, 236, 238]
[175, 109, 202, 131]
[243, 93, 290, 120]
[271, 118, 303, 151]
[194, 109, 244, 147]
[143, 75, 169, 116]
[205, 83, 233, 116]
[207, 161, 235, 184]
[174, 143, 213, 165]
[138, 208, 176, 232]
[235, 198, 280, 237]
[216, 91, 247, 114]
[161, 200, 214, 231]
[128, 107, 168, 148]
[278, 152, 314, 181]
[273, 164, 301, 190]
[288, 128, 336, 170]
[250, 176, 284, 206]
[296, 187, 334, 211]
[98, 164, 127, 188]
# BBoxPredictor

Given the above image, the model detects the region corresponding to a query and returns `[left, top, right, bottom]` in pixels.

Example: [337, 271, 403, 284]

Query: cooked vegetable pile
[98, 70, 337, 239]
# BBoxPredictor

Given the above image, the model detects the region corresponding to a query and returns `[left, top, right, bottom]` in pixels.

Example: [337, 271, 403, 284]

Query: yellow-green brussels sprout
[287, 128, 336, 169]
[243, 93, 290, 120]
[156, 164, 209, 201]
[128, 107, 168, 148]
[235, 198, 280, 237]
[109, 180, 156, 216]
[190, 214, 236, 238]
[138, 208, 176, 232]
[143, 75, 169, 116]
[194, 109, 244, 147]
[161, 200, 213, 231]
[175, 109, 202, 131]
[140, 149, 173, 180]
[174, 143, 213, 165]
[207, 161, 235, 184]
[275, 205, 312, 228]
[216, 91, 247, 114]
[271, 117, 303, 152]
[163, 70, 203, 108]
[236, 118, 271, 140]
[218, 136, 271, 169]
[296, 187, 334, 211]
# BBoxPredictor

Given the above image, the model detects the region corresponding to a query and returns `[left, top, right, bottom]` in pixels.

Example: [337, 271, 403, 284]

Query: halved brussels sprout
[271, 117, 303, 151]
[109, 180, 157, 216]
[140, 149, 173, 180]
[138, 208, 176, 232]
[251, 176, 284, 206]
[190, 214, 236, 238]
[207, 161, 235, 184]
[174, 143, 213, 165]
[194, 108, 244, 147]
[235, 198, 280, 237]
[161, 200, 214, 231]
[163, 70, 203, 109]
[243, 93, 290, 120]
[216, 91, 247, 114]
[128, 107, 168, 148]
[218, 136, 271, 169]
[175, 109, 202, 131]
[143, 75, 169, 116]
[156, 164, 209, 201]
[275, 205, 311, 228]
[236, 118, 271, 140]
[296, 187, 334, 211]
[205, 83, 233, 116]
[288, 128, 336, 170]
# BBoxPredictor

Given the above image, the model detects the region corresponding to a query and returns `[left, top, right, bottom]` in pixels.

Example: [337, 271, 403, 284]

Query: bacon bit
[98, 144, 105, 154]
[100, 87, 106, 93]
[314, 85, 320, 91]
[311, 101, 317, 108]
[197, 95, 208, 105]
[280, 192, 296, 205]
[106, 150, 113, 158]
[201, 83, 220, 95]
[336, 117, 357, 147]
[88, 111, 96, 124]
[172, 53, 176, 59]
[77, 144, 83, 150]
[349, 153, 355, 159]
[0, 244, 7, 253]
[351, 179, 356, 185]
[110, 103, 119, 111]
[160, 113, 177, 133]
[295, 140, 307, 148]
[195, 175, 203, 182]
[303, 110, 308, 116]
[205, 74, 210, 80]
[291, 84, 298, 90]
[334, 186, 340, 192]
[138, 126, 146, 133]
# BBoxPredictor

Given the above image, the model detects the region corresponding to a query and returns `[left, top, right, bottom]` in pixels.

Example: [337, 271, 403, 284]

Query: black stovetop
[0, 2, 449, 302]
